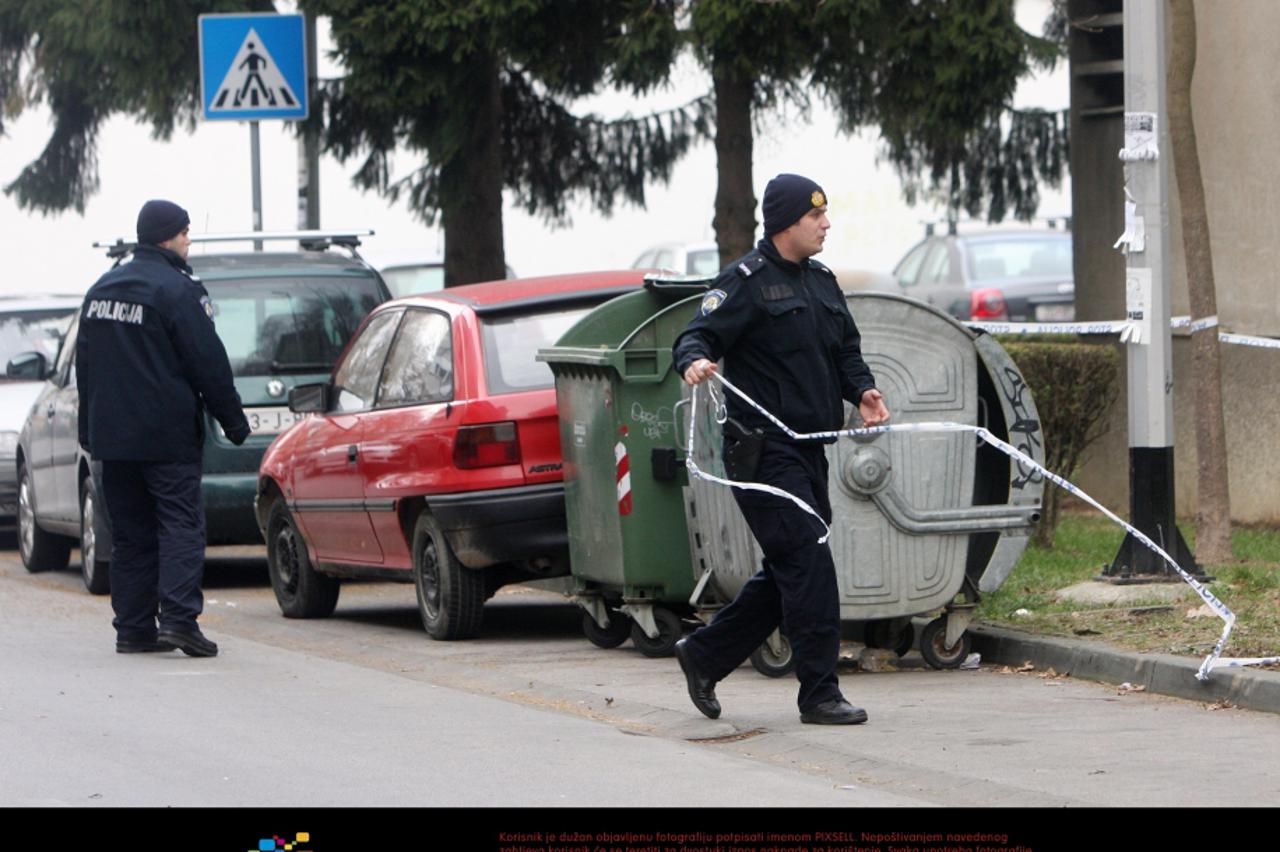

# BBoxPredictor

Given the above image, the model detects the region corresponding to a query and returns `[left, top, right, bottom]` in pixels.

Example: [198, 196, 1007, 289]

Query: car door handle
[347, 444, 358, 464]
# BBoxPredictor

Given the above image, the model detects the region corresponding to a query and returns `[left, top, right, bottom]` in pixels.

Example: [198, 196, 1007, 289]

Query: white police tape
[966, 320, 1133, 336]
[691, 381, 836, 544]
[1170, 314, 1219, 333]
[686, 371, 1280, 681]
[966, 316, 1280, 351]
[1218, 331, 1280, 350]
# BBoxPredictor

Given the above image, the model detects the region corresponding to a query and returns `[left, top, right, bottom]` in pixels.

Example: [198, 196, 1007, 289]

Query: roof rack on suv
[93, 229, 376, 261]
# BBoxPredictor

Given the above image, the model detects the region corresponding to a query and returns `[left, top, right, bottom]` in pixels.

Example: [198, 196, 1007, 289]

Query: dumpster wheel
[920, 616, 971, 670]
[630, 607, 682, 658]
[750, 632, 795, 678]
[864, 619, 915, 658]
[583, 610, 631, 649]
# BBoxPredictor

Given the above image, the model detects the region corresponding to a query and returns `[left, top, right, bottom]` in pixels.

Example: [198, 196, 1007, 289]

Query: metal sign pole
[250, 120, 263, 251]
[297, 10, 320, 230]
[199, 13, 308, 251]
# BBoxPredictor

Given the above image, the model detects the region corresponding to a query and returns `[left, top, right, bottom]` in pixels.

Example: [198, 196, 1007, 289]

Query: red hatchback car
[255, 271, 645, 639]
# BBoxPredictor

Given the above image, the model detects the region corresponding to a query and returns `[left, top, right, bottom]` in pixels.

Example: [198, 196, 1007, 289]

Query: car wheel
[412, 511, 484, 640]
[79, 477, 110, 595]
[17, 464, 71, 574]
[267, 500, 339, 618]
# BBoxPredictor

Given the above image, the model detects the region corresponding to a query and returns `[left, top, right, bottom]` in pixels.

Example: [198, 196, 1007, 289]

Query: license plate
[229, 407, 307, 437]
[1035, 303, 1075, 321]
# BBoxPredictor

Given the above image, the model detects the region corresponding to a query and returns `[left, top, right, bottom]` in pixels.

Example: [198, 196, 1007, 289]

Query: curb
[968, 622, 1280, 716]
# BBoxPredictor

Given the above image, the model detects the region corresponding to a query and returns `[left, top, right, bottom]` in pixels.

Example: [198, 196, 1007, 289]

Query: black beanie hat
[762, 174, 826, 236]
[136, 199, 190, 245]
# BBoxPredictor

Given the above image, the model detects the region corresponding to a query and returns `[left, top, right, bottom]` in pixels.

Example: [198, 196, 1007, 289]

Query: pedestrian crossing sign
[199, 13, 307, 121]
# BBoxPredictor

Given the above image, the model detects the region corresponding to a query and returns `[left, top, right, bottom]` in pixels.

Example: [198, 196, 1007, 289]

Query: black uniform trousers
[681, 440, 843, 712]
[100, 460, 206, 641]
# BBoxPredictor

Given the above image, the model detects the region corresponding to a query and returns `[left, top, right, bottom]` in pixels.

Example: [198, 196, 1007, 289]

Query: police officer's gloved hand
[226, 425, 251, 446]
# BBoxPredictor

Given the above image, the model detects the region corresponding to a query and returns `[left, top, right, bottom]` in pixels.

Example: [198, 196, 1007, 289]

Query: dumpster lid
[643, 273, 714, 296]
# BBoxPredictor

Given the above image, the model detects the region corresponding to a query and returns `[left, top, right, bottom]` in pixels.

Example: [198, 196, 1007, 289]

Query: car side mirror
[6, 351, 48, 381]
[288, 382, 330, 413]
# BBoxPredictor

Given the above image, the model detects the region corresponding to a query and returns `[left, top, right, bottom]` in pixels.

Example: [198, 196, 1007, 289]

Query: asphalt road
[3, 536, 1279, 809]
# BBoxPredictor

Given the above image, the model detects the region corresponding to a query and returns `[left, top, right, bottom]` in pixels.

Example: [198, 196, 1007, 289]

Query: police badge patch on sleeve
[200, 295, 215, 319]
[700, 289, 728, 316]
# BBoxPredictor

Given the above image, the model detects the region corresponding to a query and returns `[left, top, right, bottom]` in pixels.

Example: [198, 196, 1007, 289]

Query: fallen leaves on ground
[996, 661, 1038, 675]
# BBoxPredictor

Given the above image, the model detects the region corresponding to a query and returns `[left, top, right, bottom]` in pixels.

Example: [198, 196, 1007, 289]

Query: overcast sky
[0, 1, 1066, 296]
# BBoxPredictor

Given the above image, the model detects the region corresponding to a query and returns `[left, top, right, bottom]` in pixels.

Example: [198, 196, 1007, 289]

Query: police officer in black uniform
[672, 174, 891, 725]
[78, 199, 250, 657]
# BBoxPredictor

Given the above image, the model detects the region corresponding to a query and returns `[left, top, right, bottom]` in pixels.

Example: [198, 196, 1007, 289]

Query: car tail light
[453, 422, 521, 469]
[970, 288, 1008, 320]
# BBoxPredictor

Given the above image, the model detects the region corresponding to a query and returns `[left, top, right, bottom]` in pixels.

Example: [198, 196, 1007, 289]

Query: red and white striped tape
[616, 426, 632, 516]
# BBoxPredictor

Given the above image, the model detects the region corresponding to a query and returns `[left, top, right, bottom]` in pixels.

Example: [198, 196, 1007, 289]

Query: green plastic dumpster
[536, 278, 710, 657]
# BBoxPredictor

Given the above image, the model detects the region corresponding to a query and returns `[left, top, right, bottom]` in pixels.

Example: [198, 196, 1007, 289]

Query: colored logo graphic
[700, 288, 727, 316]
[251, 833, 311, 852]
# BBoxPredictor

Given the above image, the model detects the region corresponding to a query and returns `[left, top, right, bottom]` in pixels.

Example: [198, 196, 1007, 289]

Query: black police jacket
[672, 238, 877, 442]
[77, 244, 250, 462]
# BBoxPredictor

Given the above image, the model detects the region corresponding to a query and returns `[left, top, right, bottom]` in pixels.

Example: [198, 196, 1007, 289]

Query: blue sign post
[198, 13, 308, 248]
[199, 13, 308, 121]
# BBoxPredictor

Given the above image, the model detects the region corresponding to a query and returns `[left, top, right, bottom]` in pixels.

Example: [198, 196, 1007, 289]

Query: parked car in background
[631, 241, 721, 277]
[12, 232, 390, 594]
[256, 270, 647, 640]
[379, 260, 446, 297]
[826, 268, 899, 294]
[631, 243, 898, 297]
[370, 250, 516, 297]
[888, 227, 1074, 322]
[0, 295, 83, 527]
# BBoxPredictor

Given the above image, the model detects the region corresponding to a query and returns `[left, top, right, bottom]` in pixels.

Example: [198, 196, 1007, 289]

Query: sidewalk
[967, 621, 1280, 715]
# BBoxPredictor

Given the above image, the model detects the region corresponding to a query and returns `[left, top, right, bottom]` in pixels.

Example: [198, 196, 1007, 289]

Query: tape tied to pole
[685, 371, 1279, 681]
[965, 316, 1280, 350]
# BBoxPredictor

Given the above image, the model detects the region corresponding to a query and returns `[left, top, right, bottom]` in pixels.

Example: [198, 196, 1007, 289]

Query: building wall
[1074, 0, 1280, 524]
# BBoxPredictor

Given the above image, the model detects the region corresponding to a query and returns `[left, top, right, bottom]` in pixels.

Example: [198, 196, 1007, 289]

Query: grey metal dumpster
[683, 292, 1045, 671]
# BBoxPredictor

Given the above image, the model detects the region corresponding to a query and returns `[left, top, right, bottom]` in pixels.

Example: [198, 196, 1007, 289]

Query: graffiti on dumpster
[630, 401, 674, 440]
[1001, 366, 1044, 490]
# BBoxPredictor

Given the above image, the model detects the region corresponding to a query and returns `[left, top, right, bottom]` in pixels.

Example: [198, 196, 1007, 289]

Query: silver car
[888, 228, 1075, 323]
[631, 241, 722, 277]
[0, 296, 83, 526]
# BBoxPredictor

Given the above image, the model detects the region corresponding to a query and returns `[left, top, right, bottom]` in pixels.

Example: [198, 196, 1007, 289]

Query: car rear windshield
[479, 303, 595, 394]
[381, 265, 444, 298]
[687, 249, 721, 276]
[966, 236, 1072, 283]
[208, 276, 384, 377]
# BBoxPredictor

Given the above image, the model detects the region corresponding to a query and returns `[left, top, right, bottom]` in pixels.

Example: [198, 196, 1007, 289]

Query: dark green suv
[14, 232, 391, 593]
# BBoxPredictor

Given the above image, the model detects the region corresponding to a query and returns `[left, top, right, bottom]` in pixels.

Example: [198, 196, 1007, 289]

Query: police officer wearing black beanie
[78, 199, 250, 657]
[672, 174, 891, 725]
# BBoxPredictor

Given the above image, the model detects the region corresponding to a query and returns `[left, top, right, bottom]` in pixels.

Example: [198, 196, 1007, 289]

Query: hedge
[999, 338, 1120, 548]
